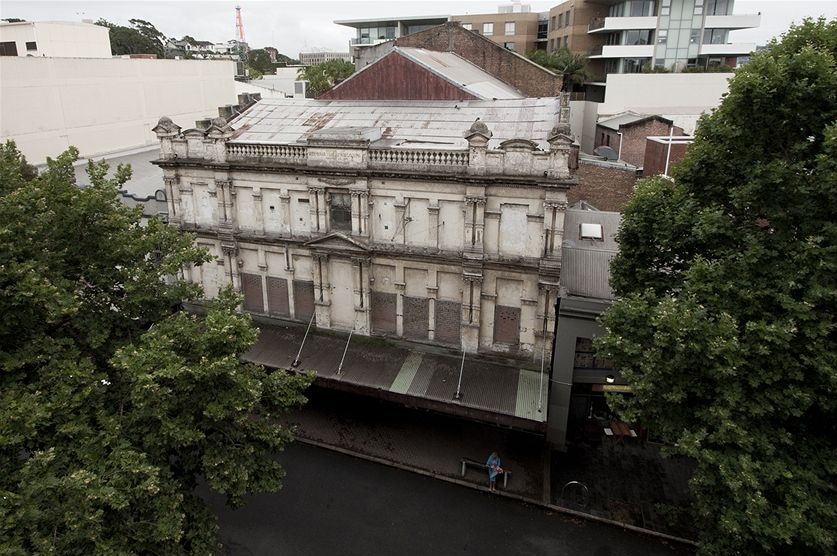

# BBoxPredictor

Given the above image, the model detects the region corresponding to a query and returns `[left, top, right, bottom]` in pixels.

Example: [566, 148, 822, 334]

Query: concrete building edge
[292, 436, 699, 549]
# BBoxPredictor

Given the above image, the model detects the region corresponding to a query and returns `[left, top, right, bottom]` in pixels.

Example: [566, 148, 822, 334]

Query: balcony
[589, 44, 655, 59]
[704, 13, 761, 30]
[588, 16, 658, 34]
[350, 37, 391, 46]
[699, 42, 757, 56]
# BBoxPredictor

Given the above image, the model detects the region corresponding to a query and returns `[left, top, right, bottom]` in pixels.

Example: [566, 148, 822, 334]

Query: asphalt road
[201, 443, 693, 556]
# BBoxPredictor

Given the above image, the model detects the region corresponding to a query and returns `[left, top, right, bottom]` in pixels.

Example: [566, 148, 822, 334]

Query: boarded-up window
[439, 201, 464, 251]
[403, 296, 429, 340]
[266, 277, 290, 317]
[434, 300, 461, 345]
[371, 291, 396, 334]
[499, 204, 528, 256]
[293, 280, 315, 322]
[493, 305, 521, 345]
[241, 273, 264, 313]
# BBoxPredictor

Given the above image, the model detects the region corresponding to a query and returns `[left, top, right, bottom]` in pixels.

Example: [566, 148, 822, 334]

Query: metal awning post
[336, 328, 353, 376]
[538, 335, 547, 413]
[454, 349, 465, 400]
[291, 312, 316, 367]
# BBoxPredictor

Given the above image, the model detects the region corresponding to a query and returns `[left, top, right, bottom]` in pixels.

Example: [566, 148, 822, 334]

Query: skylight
[580, 223, 604, 240]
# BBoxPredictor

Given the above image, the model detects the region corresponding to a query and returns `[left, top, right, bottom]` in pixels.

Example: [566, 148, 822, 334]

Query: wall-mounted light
[606, 374, 615, 384]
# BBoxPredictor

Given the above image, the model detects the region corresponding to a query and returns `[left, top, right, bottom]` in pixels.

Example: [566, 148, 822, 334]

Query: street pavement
[200, 442, 693, 556]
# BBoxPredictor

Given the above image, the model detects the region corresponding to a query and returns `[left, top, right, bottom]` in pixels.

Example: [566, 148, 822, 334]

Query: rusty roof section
[227, 97, 563, 150]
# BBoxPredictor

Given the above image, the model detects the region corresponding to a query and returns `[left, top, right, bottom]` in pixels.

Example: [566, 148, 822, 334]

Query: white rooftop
[228, 97, 563, 150]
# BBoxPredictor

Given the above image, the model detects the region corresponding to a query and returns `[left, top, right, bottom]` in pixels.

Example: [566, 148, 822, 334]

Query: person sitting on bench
[486, 452, 503, 492]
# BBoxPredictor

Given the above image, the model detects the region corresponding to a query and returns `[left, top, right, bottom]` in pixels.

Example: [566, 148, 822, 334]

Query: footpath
[284, 387, 698, 549]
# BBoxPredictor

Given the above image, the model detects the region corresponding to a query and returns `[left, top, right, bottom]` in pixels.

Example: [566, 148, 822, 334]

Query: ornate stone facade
[153, 99, 575, 361]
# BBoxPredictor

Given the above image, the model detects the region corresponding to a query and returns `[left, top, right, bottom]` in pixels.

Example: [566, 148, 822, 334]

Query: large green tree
[297, 59, 355, 97]
[0, 143, 311, 554]
[597, 18, 837, 555]
[246, 48, 275, 77]
[96, 18, 165, 58]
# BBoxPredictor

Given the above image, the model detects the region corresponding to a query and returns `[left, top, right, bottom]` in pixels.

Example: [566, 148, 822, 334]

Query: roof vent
[580, 223, 603, 240]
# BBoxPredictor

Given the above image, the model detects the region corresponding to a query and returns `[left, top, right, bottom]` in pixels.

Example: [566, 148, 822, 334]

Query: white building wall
[0, 21, 112, 58]
[0, 57, 236, 164]
[599, 73, 731, 134]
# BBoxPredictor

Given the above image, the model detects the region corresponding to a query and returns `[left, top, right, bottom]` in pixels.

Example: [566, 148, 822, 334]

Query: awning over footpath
[244, 320, 548, 433]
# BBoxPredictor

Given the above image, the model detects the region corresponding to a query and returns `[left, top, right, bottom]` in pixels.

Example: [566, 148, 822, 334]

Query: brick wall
[620, 120, 681, 167]
[394, 22, 563, 97]
[570, 160, 639, 212]
[643, 139, 691, 177]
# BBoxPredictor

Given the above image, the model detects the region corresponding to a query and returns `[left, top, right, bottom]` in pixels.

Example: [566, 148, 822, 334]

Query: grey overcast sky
[2, 0, 835, 56]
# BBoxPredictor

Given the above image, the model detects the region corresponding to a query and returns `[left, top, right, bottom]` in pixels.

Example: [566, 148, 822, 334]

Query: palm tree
[528, 48, 591, 91]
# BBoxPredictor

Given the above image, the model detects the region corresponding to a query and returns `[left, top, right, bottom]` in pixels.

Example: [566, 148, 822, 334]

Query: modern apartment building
[558, 0, 760, 77]
[452, 9, 543, 54]
[298, 51, 352, 66]
[335, 15, 450, 62]
[337, 1, 759, 77]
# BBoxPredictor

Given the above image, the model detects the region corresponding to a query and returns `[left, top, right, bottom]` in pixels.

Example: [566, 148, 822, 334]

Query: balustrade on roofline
[225, 142, 470, 172]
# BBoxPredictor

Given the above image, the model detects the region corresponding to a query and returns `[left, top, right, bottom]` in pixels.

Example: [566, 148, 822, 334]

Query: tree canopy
[247, 48, 275, 77]
[597, 18, 837, 555]
[527, 48, 590, 90]
[0, 142, 311, 554]
[96, 18, 166, 58]
[297, 59, 355, 97]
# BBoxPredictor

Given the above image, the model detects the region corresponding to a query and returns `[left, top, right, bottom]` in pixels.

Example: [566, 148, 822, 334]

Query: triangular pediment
[304, 232, 369, 252]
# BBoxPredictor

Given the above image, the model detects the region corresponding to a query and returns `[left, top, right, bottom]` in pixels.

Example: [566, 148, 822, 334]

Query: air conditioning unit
[294, 80, 308, 99]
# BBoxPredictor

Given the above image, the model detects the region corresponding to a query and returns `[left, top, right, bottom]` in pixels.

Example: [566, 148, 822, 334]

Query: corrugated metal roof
[228, 97, 562, 150]
[596, 111, 646, 131]
[395, 47, 523, 100]
[561, 209, 622, 300]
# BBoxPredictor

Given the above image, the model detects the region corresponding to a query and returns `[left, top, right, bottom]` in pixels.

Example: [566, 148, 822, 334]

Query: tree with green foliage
[597, 18, 837, 555]
[96, 18, 165, 58]
[0, 142, 311, 554]
[247, 48, 275, 77]
[297, 59, 355, 97]
[528, 47, 590, 90]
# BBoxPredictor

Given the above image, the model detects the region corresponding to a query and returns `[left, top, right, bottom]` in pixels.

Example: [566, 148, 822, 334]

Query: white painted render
[0, 21, 111, 58]
[598, 73, 731, 133]
[0, 56, 237, 164]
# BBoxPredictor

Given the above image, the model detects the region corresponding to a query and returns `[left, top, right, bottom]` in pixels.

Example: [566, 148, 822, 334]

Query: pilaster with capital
[312, 252, 331, 328]
[464, 195, 486, 253]
[542, 200, 568, 258]
[215, 178, 234, 225]
[308, 187, 325, 233]
[221, 241, 240, 293]
[163, 175, 180, 225]
[350, 190, 367, 236]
